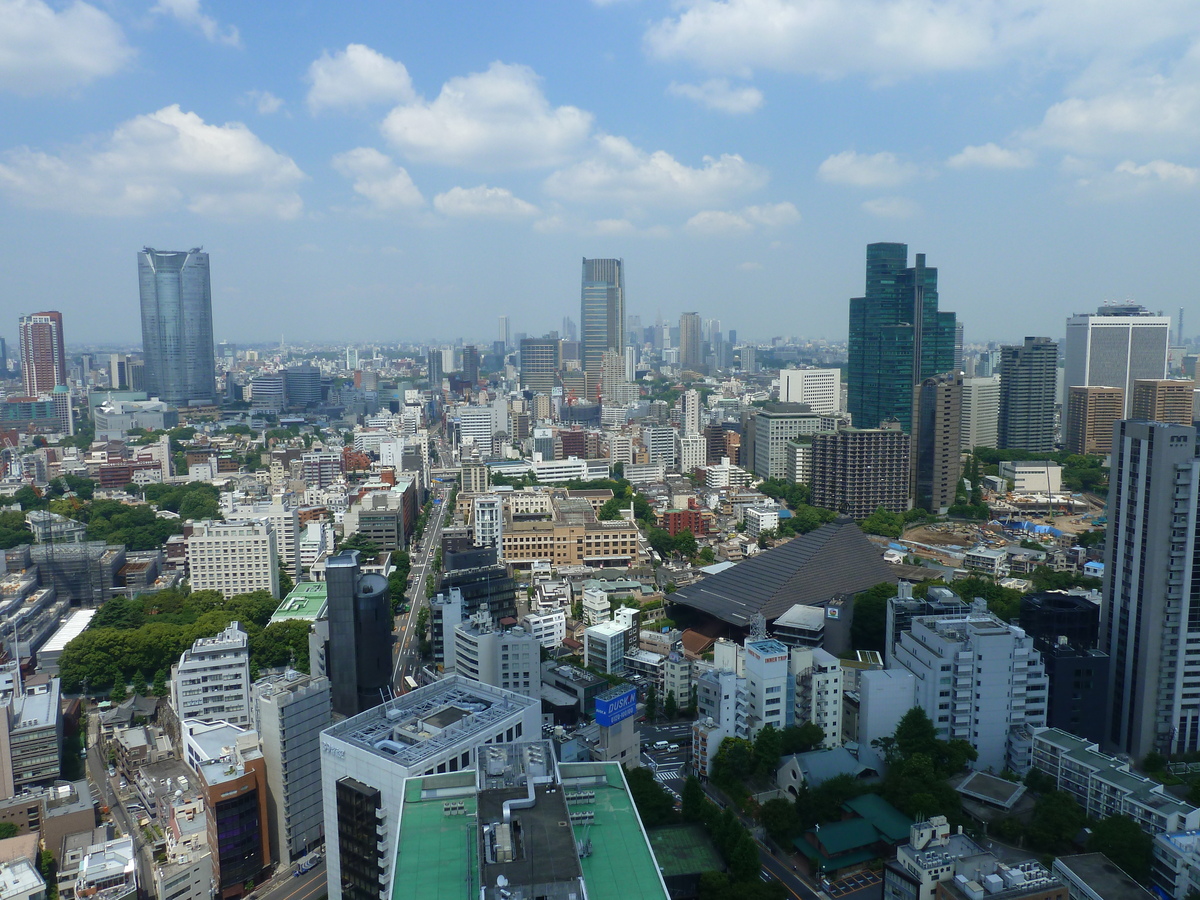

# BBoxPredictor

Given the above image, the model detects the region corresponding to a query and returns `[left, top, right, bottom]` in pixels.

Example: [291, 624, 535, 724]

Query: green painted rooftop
[842, 793, 912, 843]
[270, 582, 327, 622]
[394, 773, 479, 900]
[647, 824, 724, 878]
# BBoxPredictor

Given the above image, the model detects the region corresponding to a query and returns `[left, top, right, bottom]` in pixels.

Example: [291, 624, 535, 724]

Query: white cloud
[818, 150, 918, 187]
[433, 185, 538, 218]
[244, 90, 284, 115]
[644, 0, 1200, 83]
[151, 0, 239, 47]
[646, 0, 995, 80]
[947, 143, 1034, 169]
[331, 147, 423, 211]
[685, 201, 799, 234]
[1028, 75, 1200, 156]
[545, 134, 768, 208]
[0, 0, 133, 95]
[861, 196, 919, 218]
[667, 78, 764, 114]
[306, 44, 415, 114]
[593, 218, 638, 235]
[1113, 159, 1200, 187]
[382, 62, 592, 170]
[0, 104, 305, 218]
[738, 260, 763, 270]
[685, 210, 752, 234]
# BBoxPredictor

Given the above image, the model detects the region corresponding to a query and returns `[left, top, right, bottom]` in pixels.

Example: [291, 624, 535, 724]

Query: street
[256, 860, 327, 900]
[84, 716, 156, 899]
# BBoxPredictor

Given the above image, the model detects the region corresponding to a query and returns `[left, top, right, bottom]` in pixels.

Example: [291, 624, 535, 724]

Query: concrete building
[1066, 386, 1125, 455]
[1031, 728, 1200, 833]
[139, 248, 216, 407]
[74, 837, 136, 900]
[194, 730, 268, 898]
[253, 671, 330, 864]
[997, 461, 1063, 494]
[446, 614, 539, 699]
[912, 371, 962, 514]
[500, 498, 639, 568]
[780, 368, 841, 415]
[319, 676, 541, 900]
[1132, 379, 1195, 425]
[186, 520, 280, 599]
[892, 609, 1048, 772]
[18, 311, 66, 396]
[324, 550, 391, 719]
[792, 647, 843, 747]
[1065, 303, 1170, 418]
[584, 620, 628, 675]
[1154, 831, 1200, 900]
[753, 404, 822, 479]
[0, 856, 46, 900]
[856, 669, 915, 752]
[960, 376, 1000, 451]
[679, 433, 706, 474]
[0, 678, 64, 794]
[811, 426, 911, 518]
[472, 494, 503, 551]
[92, 397, 178, 440]
[171, 622, 251, 727]
[999, 336, 1058, 453]
[1053, 854, 1153, 900]
[1103, 421, 1200, 756]
[520, 609, 566, 649]
[744, 505, 779, 537]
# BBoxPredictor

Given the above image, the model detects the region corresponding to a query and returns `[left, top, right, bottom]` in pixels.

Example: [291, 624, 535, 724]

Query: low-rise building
[74, 837, 136, 900]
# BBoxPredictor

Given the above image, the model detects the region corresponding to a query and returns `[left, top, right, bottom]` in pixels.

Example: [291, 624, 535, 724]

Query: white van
[652, 740, 669, 751]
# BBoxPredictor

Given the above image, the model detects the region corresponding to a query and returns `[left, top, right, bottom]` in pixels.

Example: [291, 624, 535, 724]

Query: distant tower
[580, 258, 625, 379]
[18, 311, 66, 394]
[138, 248, 216, 406]
[998, 336, 1058, 452]
[326, 550, 392, 717]
[498, 316, 510, 350]
[1064, 303, 1169, 417]
[679, 312, 702, 372]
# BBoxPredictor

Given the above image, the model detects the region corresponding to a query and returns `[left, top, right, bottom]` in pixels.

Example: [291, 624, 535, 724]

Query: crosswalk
[654, 768, 682, 783]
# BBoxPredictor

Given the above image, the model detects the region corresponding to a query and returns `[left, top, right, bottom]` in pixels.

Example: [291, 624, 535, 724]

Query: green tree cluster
[0, 510, 32, 550]
[59, 588, 302, 693]
[873, 708, 977, 821]
[756, 478, 839, 536]
[850, 582, 896, 653]
[860, 507, 905, 538]
[679, 775, 776, 898]
[388, 550, 411, 614]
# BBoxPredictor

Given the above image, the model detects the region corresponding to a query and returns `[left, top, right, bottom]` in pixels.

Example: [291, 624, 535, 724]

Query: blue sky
[1, 0, 1198, 347]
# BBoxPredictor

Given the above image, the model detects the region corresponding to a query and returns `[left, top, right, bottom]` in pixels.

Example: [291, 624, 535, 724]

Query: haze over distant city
[1, 1, 1198, 345]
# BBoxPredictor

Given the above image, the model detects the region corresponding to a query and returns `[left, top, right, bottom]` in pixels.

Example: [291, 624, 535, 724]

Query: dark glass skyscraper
[847, 243, 956, 433]
[138, 247, 216, 406]
[580, 258, 624, 379]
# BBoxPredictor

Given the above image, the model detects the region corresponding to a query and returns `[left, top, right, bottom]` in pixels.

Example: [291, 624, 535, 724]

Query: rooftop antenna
[749, 612, 768, 640]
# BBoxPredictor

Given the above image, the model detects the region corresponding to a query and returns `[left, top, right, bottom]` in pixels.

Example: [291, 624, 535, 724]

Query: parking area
[826, 870, 881, 898]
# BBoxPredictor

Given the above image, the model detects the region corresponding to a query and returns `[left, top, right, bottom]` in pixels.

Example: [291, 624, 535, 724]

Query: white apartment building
[680, 433, 706, 473]
[448, 615, 540, 699]
[744, 638, 791, 735]
[681, 389, 703, 436]
[320, 677, 540, 900]
[170, 622, 252, 726]
[75, 837, 136, 900]
[785, 441, 812, 485]
[582, 588, 611, 626]
[457, 406, 499, 455]
[779, 368, 841, 415]
[744, 505, 780, 538]
[472, 494, 503, 550]
[521, 609, 566, 649]
[186, 519, 279, 599]
[642, 426, 679, 471]
[297, 521, 334, 571]
[792, 647, 843, 748]
[300, 451, 341, 489]
[892, 611, 1048, 773]
[584, 620, 628, 674]
[961, 376, 1001, 451]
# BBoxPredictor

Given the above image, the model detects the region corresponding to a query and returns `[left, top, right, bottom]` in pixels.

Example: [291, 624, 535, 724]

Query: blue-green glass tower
[847, 243, 957, 433]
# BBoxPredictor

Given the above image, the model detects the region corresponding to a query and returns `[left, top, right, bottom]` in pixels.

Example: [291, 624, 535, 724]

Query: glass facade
[580, 258, 624, 379]
[215, 788, 264, 889]
[138, 247, 217, 407]
[847, 243, 956, 433]
[336, 777, 383, 900]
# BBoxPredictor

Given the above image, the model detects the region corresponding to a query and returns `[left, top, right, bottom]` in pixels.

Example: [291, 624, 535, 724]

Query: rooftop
[270, 582, 328, 622]
[1053, 853, 1154, 900]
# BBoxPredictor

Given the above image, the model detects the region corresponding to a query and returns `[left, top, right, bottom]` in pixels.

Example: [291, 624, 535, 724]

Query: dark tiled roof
[670, 519, 898, 626]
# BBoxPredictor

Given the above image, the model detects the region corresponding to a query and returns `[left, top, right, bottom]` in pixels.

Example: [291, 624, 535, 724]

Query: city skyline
[0, 3, 1197, 345]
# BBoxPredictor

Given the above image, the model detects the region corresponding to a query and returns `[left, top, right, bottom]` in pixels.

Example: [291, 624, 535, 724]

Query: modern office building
[1132, 379, 1195, 425]
[461, 345, 480, 386]
[1065, 303, 1170, 417]
[681, 388, 702, 436]
[847, 243, 957, 433]
[18, 312, 66, 395]
[171, 622, 252, 727]
[194, 730, 269, 898]
[446, 614, 539, 698]
[1065, 386, 1125, 455]
[426, 348, 443, 394]
[810, 425, 911, 518]
[998, 336, 1058, 452]
[960, 375, 1000, 450]
[581, 258, 624, 379]
[324, 550, 392, 719]
[319, 677, 541, 900]
[472, 494, 503, 551]
[518, 336, 560, 394]
[892, 609, 1048, 772]
[186, 519, 280, 599]
[1104, 421, 1200, 757]
[752, 403, 822, 479]
[138, 248, 217, 407]
[912, 371, 962, 514]
[779, 368, 841, 415]
[679, 312, 702, 372]
[283, 365, 321, 408]
[253, 671, 330, 864]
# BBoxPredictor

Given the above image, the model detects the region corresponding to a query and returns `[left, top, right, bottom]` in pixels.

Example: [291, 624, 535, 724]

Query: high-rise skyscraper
[847, 243, 957, 433]
[1104, 420, 1200, 757]
[518, 336, 560, 394]
[325, 550, 392, 718]
[960, 376, 1000, 450]
[912, 371, 962, 514]
[138, 248, 216, 406]
[997, 336, 1058, 452]
[580, 258, 624, 378]
[1065, 386, 1124, 455]
[426, 347, 444, 394]
[679, 312, 702, 372]
[18, 311, 66, 395]
[497, 315, 510, 350]
[1065, 302, 1170, 417]
[1131, 378, 1195, 425]
[461, 345, 480, 386]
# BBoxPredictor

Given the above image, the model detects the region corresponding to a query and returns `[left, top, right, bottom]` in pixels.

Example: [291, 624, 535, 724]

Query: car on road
[668, 743, 680, 752]
[652, 740, 669, 750]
